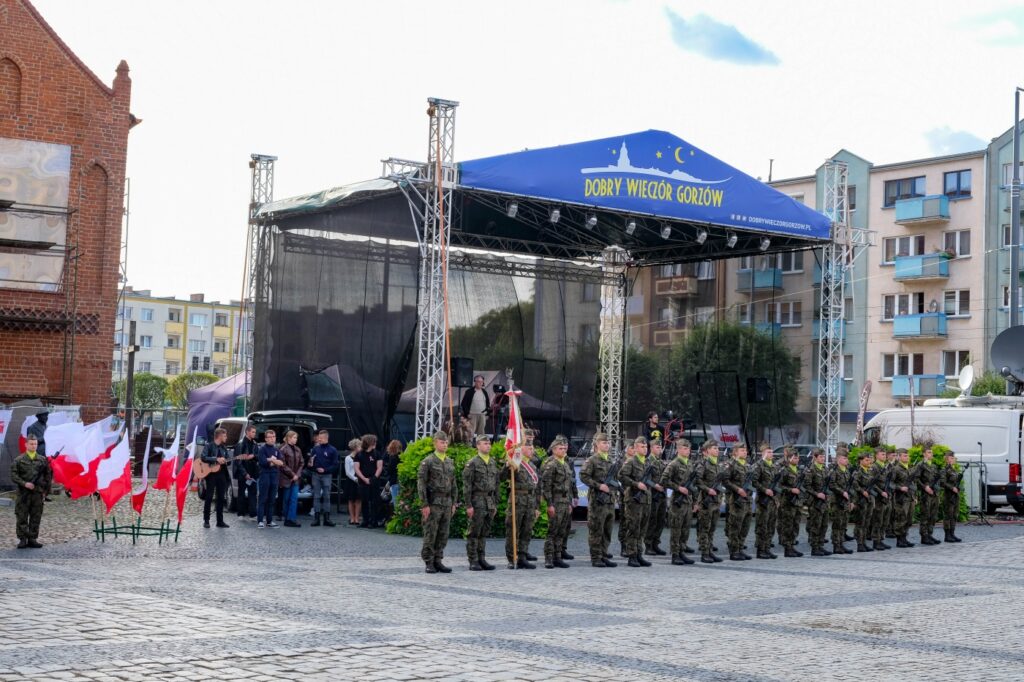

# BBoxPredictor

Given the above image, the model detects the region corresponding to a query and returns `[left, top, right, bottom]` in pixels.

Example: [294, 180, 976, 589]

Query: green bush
[386, 437, 549, 539]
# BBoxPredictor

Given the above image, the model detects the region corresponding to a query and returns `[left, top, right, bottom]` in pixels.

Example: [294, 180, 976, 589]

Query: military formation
[416, 431, 966, 573]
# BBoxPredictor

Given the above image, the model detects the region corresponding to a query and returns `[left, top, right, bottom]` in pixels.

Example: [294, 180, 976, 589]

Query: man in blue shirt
[256, 429, 283, 528]
[308, 429, 340, 527]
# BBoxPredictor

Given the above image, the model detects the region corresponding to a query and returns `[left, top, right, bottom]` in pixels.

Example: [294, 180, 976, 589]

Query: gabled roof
[21, 0, 117, 96]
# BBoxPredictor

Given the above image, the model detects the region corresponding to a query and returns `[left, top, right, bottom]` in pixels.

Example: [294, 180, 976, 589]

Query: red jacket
[277, 443, 305, 488]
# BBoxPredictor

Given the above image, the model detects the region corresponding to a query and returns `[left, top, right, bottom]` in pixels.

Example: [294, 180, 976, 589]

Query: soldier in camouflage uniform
[618, 437, 654, 567]
[644, 439, 669, 557]
[617, 440, 636, 553]
[463, 434, 499, 571]
[828, 448, 854, 554]
[723, 443, 753, 561]
[915, 447, 942, 545]
[803, 449, 832, 556]
[868, 450, 891, 550]
[940, 451, 963, 543]
[551, 436, 577, 562]
[853, 451, 876, 552]
[752, 444, 778, 560]
[501, 444, 539, 569]
[417, 432, 459, 573]
[660, 439, 696, 565]
[695, 439, 724, 564]
[891, 448, 916, 548]
[777, 449, 803, 557]
[541, 436, 575, 568]
[579, 433, 618, 567]
[884, 449, 899, 538]
[11, 435, 50, 549]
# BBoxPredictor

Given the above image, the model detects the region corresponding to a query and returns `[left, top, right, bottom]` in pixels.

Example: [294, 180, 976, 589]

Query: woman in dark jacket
[354, 434, 383, 528]
[278, 430, 304, 527]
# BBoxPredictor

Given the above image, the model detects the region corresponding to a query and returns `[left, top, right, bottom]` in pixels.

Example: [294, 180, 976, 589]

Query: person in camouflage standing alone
[660, 439, 696, 565]
[579, 432, 618, 568]
[463, 434, 498, 571]
[828, 448, 853, 554]
[752, 443, 778, 560]
[644, 439, 669, 557]
[695, 440, 724, 564]
[541, 436, 574, 569]
[418, 432, 459, 574]
[11, 435, 50, 549]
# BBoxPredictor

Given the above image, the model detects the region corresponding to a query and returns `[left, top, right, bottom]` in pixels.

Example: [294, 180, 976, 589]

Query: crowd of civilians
[219, 424, 402, 529]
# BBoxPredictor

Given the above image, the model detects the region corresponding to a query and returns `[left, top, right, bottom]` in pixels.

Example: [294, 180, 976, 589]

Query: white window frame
[140, 335, 153, 348]
[696, 260, 715, 280]
[842, 354, 853, 381]
[942, 351, 970, 378]
[141, 308, 154, 322]
[166, 361, 179, 376]
[943, 289, 970, 317]
[882, 352, 924, 379]
[942, 229, 971, 257]
[168, 308, 182, 322]
[777, 251, 804, 274]
[214, 313, 229, 327]
[188, 313, 208, 327]
[882, 292, 924, 321]
[695, 306, 715, 324]
[764, 301, 802, 327]
[882, 235, 925, 264]
[138, 361, 152, 373]
[737, 303, 752, 324]
[1002, 285, 1024, 308]
[188, 339, 206, 353]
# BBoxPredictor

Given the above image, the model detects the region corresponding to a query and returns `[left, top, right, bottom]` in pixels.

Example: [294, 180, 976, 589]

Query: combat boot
[27, 540, 42, 548]
[478, 558, 496, 570]
[877, 540, 891, 549]
[636, 553, 652, 567]
[16, 539, 27, 549]
[833, 543, 850, 555]
[856, 543, 873, 552]
[592, 559, 609, 567]
[811, 548, 826, 556]
[902, 536, 915, 547]
[756, 550, 773, 559]
[710, 553, 724, 563]
[323, 514, 336, 527]
[425, 562, 438, 574]
[627, 554, 642, 567]
[433, 561, 452, 573]
[872, 541, 888, 551]
[784, 547, 801, 558]
[729, 552, 744, 561]
[896, 536, 910, 548]
[844, 533, 855, 542]
[553, 558, 570, 569]
[700, 554, 716, 564]
[944, 530, 955, 543]
[603, 552, 613, 560]
[682, 545, 696, 554]
[526, 552, 538, 561]
[469, 562, 483, 571]
[740, 551, 753, 560]
[652, 543, 667, 556]
[516, 558, 536, 569]
[545, 557, 555, 569]
[602, 557, 618, 567]
[929, 534, 942, 544]
[949, 532, 962, 543]
[561, 550, 574, 560]
[819, 547, 832, 556]
[311, 513, 322, 527]
[919, 535, 933, 545]
[671, 553, 686, 565]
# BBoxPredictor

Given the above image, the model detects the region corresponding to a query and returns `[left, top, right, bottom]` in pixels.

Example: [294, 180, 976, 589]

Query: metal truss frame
[598, 246, 628, 449]
[240, 153, 277, 412]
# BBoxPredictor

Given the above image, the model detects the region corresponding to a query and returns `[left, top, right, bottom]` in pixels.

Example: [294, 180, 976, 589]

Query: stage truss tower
[598, 246, 628, 449]
[239, 153, 277, 412]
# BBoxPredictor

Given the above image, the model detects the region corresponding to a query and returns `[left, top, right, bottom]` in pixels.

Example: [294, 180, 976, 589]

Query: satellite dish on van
[957, 365, 975, 397]
[990, 326, 1024, 391]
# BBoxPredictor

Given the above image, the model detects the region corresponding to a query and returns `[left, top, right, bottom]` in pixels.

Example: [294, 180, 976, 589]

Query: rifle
[867, 466, 884, 498]
[671, 467, 699, 507]
[814, 470, 833, 509]
[883, 465, 896, 497]
[787, 466, 807, 503]
[632, 457, 657, 503]
[768, 466, 785, 497]
[702, 466, 727, 508]
[28, 453, 53, 493]
[594, 456, 623, 505]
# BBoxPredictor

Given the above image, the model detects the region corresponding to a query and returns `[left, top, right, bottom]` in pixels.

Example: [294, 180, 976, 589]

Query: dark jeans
[203, 472, 229, 524]
[257, 473, 278, 524]
[359, 480, 377, 526]
[236, 477, 257, 517]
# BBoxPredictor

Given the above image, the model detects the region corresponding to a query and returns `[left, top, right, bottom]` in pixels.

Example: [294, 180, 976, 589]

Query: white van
[862, 398, 1024, 514]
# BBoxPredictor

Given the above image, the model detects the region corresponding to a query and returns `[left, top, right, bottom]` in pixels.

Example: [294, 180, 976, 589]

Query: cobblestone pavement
[1, 498, 1023, 681]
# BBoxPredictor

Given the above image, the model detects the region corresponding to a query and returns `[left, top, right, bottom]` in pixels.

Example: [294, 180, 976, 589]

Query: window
[214, 313, 228, 327]
[138, 361, 152, 372]
[141, 308, 154, 322]
[1001, 285, 1023, 307]
[1002, 162, 1024, 187]
[191, 356, 200, 371]
[581, 282, 598, 302]
[943, 229, 971, 257]
[202, 357, 211, 371]
[579, 324, 597, 346]
[882, 293, 924, 320]
[166, 361, 180, 376]
[114, 331, 123, 348]
[943, 289, 970, 316]
[943, 170, 971, 198]
[844, 297, 854, 322]
[659, 263, 684, 278]
[658, 306, 673, 328]
[117, 306, 133, 320]
[213, 365, 226, 378]
[882, 353, 924, 379]
[112, 359, 123, 374]
[189, 313, 207, 327]
[166, 335, 180, 349]
[695, 306, 715, 324]
[696, 260, 715, 280]
[777, 251, 804, 273]
[168, 308, 181, 322]
[847, 186, 857, 214]
[140, 335, 153, 348]
[765, 301, 802, 326]
[942, 351, 970, 378]
[883, 176, 926, 207]
[213, 338, 227, 353]
[843, 354, 854, 380]
[1002, 224, 1023, 247]
[882, 235, 925, 263]
[188, 339, 206, 353]
[738, 303, 752, 324]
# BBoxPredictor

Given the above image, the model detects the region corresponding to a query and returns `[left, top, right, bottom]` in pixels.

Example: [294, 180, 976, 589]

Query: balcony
[892, 312, 947, 338]
[741, 321, 781, 337]
[654, 275, 699, 297]
[213, 324, 232, 336]
[891, 374, 946, 398]
[212, 351, 230, 365]
[811, 379, 846, 400]
[653, 329, 687, 347]
[894, 195, 950, 225]
[893, 254, 950, 282]
[812, 319, 846, 341]
[163, 347, 181, 362]
[165, 321, 184, 335]
[736, 268, 783, 293]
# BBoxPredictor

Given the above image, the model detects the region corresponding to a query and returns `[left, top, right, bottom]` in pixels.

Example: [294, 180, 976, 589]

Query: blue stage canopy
[459, 130, 831, 240]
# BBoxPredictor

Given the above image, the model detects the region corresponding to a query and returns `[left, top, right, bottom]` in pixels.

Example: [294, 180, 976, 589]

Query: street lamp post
[1011, 87, 1023, 327]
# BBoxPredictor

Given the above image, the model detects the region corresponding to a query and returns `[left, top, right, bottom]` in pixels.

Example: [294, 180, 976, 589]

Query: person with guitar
[200, 428, 231, 529]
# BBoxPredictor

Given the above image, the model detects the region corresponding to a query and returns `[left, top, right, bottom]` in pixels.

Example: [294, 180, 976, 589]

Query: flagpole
[510, 456, 518, 569]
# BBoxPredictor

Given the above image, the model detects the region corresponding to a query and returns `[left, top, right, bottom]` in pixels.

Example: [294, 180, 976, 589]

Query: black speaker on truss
[451, 357, 475, 388]
[746, 377, 771, 403]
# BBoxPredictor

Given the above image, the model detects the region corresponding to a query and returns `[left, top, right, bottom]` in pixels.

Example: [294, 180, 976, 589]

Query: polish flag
[153, 430, 180, 491]
[46, 421, 86, 487]
[130, 428, 154, 515]
[504, 386, 524, 456]
[63, 421, 112, 499]
[18, 416, 36, 454]
[96, 431, 132, 514]
[174, 428, 198, 524]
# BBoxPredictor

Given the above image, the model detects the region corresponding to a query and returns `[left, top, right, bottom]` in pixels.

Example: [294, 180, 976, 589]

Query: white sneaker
[267, 522, 279, 528]
[257, 522, 265, 528]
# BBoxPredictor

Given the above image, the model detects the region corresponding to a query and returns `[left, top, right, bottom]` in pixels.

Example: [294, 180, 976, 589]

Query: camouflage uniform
[694, 452, 723, 558]
[644, 447, 668, 554]
[891, 461, 915, 544]
[541, 455, 574, 567]
[881, 459, 896, 538]
[723, 456, 753, 557]
[661, 452, 696, 557]
[11, 451, 50, 547]
[828, 463, 852, 550]
[579, 448, 616, 564]
[869, 461, 891, 546]
[776, 463, 803, 552]
[915, 458, 942, 543]
[752, 456, 779, 556]
[852, 461, 875, 550]
[500, 458, 539, 564]
[617, 452, 653, 559]
[803, 462, 831, 553]
[939, 462, 962, 540]
[417, 450, 458, 567]
[462, 450, 498, 566]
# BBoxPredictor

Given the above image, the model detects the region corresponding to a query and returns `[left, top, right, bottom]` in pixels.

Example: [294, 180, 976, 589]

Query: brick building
[0, 0, 135, 419]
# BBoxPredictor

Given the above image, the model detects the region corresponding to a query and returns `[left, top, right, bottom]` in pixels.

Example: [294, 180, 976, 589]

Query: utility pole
[124, 320, 139, 439]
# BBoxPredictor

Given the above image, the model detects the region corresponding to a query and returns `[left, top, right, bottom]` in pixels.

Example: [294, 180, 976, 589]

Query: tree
[113, 372, 169, 427]
[623, 346, 662, 422]
[939, 370, 1007, 399]
[166, 372, 219, 408]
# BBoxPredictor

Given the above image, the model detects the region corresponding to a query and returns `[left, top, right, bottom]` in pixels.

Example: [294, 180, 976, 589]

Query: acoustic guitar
[193, 449, 234, 480]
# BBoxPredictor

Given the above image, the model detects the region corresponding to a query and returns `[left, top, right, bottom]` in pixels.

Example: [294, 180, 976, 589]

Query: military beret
[475, 433, 491, 444]
[432, 431, 449, 441]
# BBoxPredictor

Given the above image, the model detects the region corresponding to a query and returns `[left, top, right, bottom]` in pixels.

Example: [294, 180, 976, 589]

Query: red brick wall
[0, 0, 132, 421]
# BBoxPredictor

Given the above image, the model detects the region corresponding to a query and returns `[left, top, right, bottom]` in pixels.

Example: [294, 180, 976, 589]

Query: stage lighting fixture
[586, 214, 598, 229]
[507, 202, 518, 218]
[549, 208, 561, 224]
[661, 225, 671, 240]
[726, 232, 738, 248]
[759, 237, 771, 251]
[625, 220, 636, 235]
[695, 228, 708, 245]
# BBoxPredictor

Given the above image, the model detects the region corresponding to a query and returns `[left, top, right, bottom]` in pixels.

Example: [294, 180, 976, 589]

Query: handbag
[380, 483, 392, 503]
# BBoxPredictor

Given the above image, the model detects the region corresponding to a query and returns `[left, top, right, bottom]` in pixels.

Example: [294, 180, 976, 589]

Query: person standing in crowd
[277, 430, 304, 528]
[723, 442, 753, 561]
[257, 429, 283, 528]
[869, 449, 891, 551]
[551, 436, 577, 563]
[619, 436, 653, 567]
[235, 424, 259, 520]
[694, 439, 724, 564]
[308, 429, 339, 527]
[385, 439, 403, 513]
[418, 431, 458, 574]
[884, 449, 899, 539]
[803, 448, 831, 556]
[777, 448, 803, 558]
[201, 427, 231, 529]
[639, 411, 663, 443]
[580, 432, 617, 568]
[460, 375, 490, 437]
[828, 447, 853, 554]
[617, 440, 636, 553]
[940, 450, 962, 543]
[853, 450, 875, 552]
[644, 439, 669, 557]
[11, 435, 49, 548]
[344, 438, 362, 526]
[541, 436, 575, 569]
[660, 438, 696, 565]
[915, 446, 942, 545]
[752, 443, 778, 560]
[891, 448, 915, 548]
[501, 443, 540, 569]
[356, 435, 383, 528]
[463, 434, 498, 571]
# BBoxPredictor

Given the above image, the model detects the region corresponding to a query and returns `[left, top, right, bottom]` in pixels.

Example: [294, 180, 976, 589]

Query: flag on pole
[96, 431, 132, 514]
[130, 427, 154, 515]
[504, 385, 538, 483]
[153, 429, 180, 491]
[18, 416, 36, 454]
[174, 428, 198, 524]
[63, 420, 112, 499]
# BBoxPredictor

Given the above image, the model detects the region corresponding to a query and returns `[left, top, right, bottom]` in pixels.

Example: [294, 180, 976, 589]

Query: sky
[28, 0, 1024, 302]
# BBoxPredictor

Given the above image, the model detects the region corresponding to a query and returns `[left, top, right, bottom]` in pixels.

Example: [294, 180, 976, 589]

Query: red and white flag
[153, 430, 180, 491]
[130, 428, 154, 515]
[504, 386, 524, 456]
[96, 430, 132, 514]
[62, 420, 112, 499]
[18, 416, 36, 454]
[174, 428, 198, 524]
